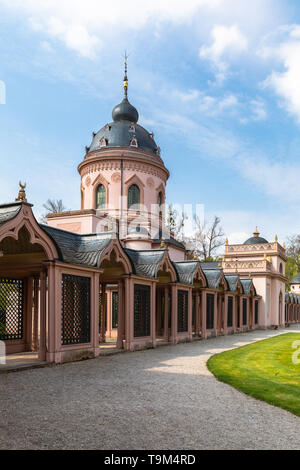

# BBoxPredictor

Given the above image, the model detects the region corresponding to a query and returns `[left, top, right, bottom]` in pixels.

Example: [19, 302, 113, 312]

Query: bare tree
[40, 199, 67, 224]
[185, 215, 225, 261]
[166, 204, 187, 240]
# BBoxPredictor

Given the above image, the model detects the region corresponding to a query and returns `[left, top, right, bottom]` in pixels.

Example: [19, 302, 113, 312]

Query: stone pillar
[38, 271, 47, 362]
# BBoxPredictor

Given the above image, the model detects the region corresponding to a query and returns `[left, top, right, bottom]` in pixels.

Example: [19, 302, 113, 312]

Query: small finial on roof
[123, 51, 128, 99]
[160, 237, 166, 249]
[193, 250, 198, 261]
[275, 234, 278, 243]
[225, 237, 229, 246]
[253, 227, 260, 238]
[15, 181, 27, 202]
[283, 242, 286, 250]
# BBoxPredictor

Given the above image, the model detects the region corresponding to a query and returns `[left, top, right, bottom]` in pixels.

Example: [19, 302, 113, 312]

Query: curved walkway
[1, 326, 300, 450]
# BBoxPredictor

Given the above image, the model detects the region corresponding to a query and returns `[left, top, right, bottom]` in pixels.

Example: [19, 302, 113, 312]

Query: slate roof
[152, 236, 186, 250]
[202, 269, 222, 290]
[173, 261, 199, 285]
[124, 248, 165, 278]
[200, 262, 220, 270]
[42, 225, 113, 267]
[240, 279, 253, 295]
[0, 203, 22, 227]
[291, 273, 300, 284]
[224, 274, 239, 293]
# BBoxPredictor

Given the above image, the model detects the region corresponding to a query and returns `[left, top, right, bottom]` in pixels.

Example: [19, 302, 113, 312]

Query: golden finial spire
[283, 242, 286, 250]
[193, 250, 198, 261]
[15, 181, 27, 202]
[160, 237, 166, 249]
[275, 234, 278, 243]
[225, 237, 228, 246]
[123, 51, 128, 99]
[253, 227, 260, 238]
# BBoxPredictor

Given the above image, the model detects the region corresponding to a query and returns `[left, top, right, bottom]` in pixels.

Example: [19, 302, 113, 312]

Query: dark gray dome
[86, 65, 160, 156]
[244, 228, 268, 245]
[88, 119, 159, 155]
[291, 273, 300, 284]
[244, 236, 269, 245]
[112, 98, 139, 123]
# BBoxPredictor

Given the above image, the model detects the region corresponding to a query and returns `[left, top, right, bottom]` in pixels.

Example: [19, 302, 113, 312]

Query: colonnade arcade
[0, 202, 265, 364]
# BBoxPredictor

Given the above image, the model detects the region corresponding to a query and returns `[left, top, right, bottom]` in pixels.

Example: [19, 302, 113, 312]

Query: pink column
[25, 276, 34, 351]
[188, 288, 193, 341]
[117, 280, 124, 349]
[38, 271, 47, 361]
[46, 264, 60, 363]
[32, 276, 39, 352]
[124, 277, 133, 351]
[240, 297, 243, 331]
[151, 281, 157, 348]
[224, 293, 228, 335]
[195, 292, 200, 337]
[164, 286, 169, 341]
[171, 285, 178, 344]
[91, 272, 100, 357]
[214, 293, 218, 336]
[201, 290, 207, 339]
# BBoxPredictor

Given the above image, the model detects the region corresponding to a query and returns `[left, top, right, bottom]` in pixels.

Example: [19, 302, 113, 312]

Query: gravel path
[1, 326, 300, 450]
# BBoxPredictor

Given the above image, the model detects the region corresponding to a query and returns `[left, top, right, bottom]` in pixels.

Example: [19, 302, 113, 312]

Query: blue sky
[1, 0, 300, 244]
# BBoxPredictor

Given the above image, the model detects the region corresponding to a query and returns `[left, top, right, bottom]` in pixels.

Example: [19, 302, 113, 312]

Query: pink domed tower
[47, 60, 186, 258]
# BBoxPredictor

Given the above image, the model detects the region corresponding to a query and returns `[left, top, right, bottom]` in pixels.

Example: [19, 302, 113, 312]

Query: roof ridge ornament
[15, 181, 27, 202]
[253, 227, 260, 238]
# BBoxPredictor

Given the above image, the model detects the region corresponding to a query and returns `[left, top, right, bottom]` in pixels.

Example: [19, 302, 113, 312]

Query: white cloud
[240, 99, 267, 124]
[262, 25, 300, 123]
[199, 24, 248, 80]
[0, 0, 223, 59]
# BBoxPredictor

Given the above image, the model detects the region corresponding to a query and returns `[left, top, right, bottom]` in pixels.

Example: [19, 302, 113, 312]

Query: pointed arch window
[128, 184, 140, 209]
[158, 191, 163, 215]
[96, 184, 106, 209]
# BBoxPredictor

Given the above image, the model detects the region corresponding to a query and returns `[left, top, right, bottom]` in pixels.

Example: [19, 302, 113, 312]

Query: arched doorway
[98, 243, 131, 351]
[0, 212, 58, 362]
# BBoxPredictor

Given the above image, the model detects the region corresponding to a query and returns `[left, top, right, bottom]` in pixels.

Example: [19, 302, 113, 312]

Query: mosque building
[0, 63, 299, 364]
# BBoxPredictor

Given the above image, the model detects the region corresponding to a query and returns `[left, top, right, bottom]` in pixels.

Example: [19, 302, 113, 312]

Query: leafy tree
[285, 236, 300, 290]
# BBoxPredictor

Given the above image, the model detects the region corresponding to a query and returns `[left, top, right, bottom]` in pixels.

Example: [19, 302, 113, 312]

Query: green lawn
[207, 333, 300, 417]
